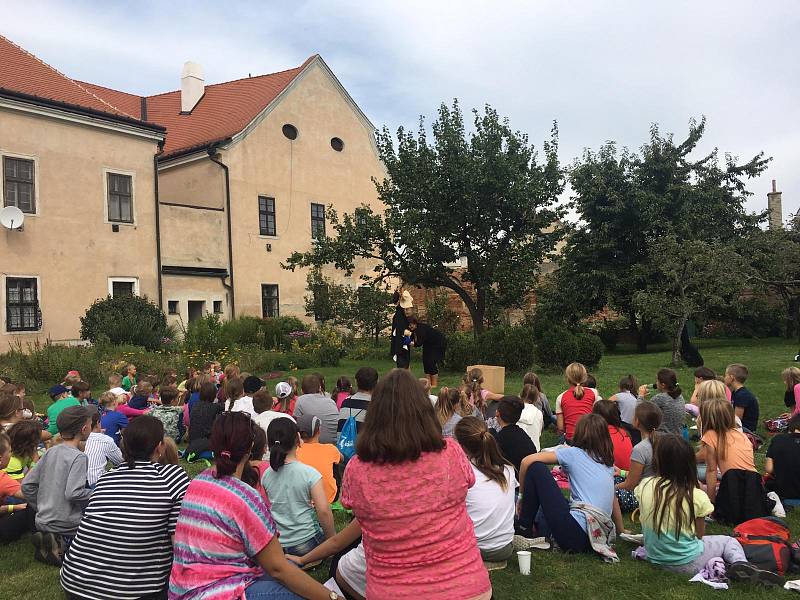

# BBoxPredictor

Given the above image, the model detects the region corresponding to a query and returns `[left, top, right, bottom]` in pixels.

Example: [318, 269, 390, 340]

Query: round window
[330, 137, 344, 152]
[282, 124, 298, 140]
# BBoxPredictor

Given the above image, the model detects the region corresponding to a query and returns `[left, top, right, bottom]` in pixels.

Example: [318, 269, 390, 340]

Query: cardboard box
[466, 364, 506, 395]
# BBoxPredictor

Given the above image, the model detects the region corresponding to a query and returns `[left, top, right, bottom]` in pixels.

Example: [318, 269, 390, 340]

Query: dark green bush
[479, 324, 536, 372]
[443, 332, 480, 372]
[182, 314, 224, 354]
[220, 316, 265, 347]
[573, 332, 604, 369]
[534, 326, 579, 369]
[263, 316, 309, 351]
[80, 295, 170, 350]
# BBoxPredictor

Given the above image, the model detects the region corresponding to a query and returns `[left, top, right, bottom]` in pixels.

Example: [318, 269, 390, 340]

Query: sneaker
[513, 535, 550, 551]
[32, 532, 62, 566]
[728, 562, 784, 587]
[31, 531, 45, 564]
[483, 560, 508, 571]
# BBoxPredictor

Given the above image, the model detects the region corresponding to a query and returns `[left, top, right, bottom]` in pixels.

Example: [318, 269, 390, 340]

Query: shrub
[263, 316, 308, 351]
[182, 314, 224, 354]
[314, 326, 345, 367]
[80, 295, 170, 350]
[573, 332, 604, 369]
[534, 326, 579, 369]
[424, 291, 461, 336]
[6, 340, 104, 386]
[478, 324, 536, 372]
[444, 332, 480, 372]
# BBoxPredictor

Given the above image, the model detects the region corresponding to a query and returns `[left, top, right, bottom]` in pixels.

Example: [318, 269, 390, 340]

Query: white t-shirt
[466, 463, 516, 551]
[253, 410, 295, 437]
[107, 387, 127, 397]
[231, 395, 255, 416]
[518, 404, 544, 450]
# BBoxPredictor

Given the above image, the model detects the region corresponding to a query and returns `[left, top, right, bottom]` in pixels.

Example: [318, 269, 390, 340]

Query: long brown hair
[520, 383, 540, 408]
[357, 369, 445, 464]
[651, 434, 698, 539]
[523, 372, 543, 393]
[657, 368, 682, 399]
[699, 397, 736, 462]
[464, 368, 485, 410]
[224, 377, 244, 411]
[454, 416, 511, 492]
[571, 414, 614, 466]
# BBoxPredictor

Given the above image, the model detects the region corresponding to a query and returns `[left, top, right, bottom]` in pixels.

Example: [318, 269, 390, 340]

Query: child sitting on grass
[4, 420, 40, 481]
[150, 385, 183, 442]
[128, 381, 153, 410]
[0, 431, 33, 543]
[22, 406, 94, 565]
[491, 396, 537, 474]
[122, 363, 137, 392]
[99, 391, 129, 446]
[634, 433, 781, 585]
[296, 414, 342, 504]
[85, 410, 123, 487]
[615, 401, 663, 513]
[333, 376, 353, 410]
[46, 384, 79, 436]
[107, 373, 127, 397]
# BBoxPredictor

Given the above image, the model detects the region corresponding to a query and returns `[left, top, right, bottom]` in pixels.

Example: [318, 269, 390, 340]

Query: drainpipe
[153, 144, 164, 309]
[208, 145, 235, 318]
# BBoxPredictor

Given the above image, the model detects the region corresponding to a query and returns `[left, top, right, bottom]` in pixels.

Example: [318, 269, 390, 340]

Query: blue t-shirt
[186, 392, 200, 417]
[555, 446, 615, 533]
[100, 409, 129, 446]
[732, 387, 759, 432]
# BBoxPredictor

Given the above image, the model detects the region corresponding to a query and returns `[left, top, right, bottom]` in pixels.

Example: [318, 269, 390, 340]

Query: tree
[284, 100, 564, 335]
[550, 118, 769, 351]
[304, 268, 348, 324]
[348, 285, 393, 345]
[80, 294, 171, 350]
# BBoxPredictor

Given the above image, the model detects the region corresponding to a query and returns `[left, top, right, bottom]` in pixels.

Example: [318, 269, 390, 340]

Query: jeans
[244, 573, 304, 599]
[518, 462, 590, 553]
[282, 530, 325, 557]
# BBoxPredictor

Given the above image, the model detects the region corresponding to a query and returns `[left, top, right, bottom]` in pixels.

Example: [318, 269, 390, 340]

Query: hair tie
[273, 440, 281, 446]
[471, 378, 478, 383]
[220, 451, 231, 458]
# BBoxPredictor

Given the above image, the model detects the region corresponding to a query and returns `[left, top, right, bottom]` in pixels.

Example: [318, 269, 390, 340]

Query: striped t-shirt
[169, 469, 277, 600]
[60, 461, 189, 600]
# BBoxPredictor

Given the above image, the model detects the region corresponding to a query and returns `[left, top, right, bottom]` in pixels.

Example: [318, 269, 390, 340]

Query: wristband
[620, 469, 628, 478]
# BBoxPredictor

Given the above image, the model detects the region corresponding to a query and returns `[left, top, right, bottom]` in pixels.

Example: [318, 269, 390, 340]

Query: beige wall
[159, 204, 227, 269]
[161, 274, 229, 329]
[158, 158, 224, 209]
[224, 62, 385, 320]
[0, 108, 160, 347]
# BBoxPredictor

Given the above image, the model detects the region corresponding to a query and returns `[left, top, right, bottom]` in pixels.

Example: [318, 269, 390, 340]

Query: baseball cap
[243, 375, 264, 395]
[56, 405, 93, 438]
[48, 384, 69, 398]
[296, 414, 320, 438]
[275, 381, 292, 399]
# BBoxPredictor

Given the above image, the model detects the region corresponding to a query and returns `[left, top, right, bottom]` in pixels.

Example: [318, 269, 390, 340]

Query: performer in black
[390, 290, 413, 369]
[408, 317, 447, 388]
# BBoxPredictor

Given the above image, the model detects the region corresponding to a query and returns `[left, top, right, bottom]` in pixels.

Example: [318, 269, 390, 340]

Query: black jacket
[714, 468, 774, 526]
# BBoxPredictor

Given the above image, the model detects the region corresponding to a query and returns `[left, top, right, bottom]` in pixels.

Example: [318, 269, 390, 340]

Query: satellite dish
[0, 206, 25, 230]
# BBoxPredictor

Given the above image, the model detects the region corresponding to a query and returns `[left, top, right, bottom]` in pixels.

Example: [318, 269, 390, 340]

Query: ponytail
[465, 368, 484, 410]
[656, 368, 682, 399]
[565, 362, 587, 400]
[210, 412, 257, 482]
[267, 418, 298, 471]
[454, 416, 511, 492]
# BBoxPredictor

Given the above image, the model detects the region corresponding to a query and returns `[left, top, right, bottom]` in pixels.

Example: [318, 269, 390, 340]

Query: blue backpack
[337, 408, 362, 461]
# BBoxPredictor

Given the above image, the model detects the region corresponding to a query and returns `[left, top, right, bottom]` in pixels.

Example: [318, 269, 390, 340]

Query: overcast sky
[2, 0, 798, 217]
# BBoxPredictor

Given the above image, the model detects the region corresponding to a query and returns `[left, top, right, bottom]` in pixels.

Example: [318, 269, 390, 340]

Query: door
[187, 300, 205, 323]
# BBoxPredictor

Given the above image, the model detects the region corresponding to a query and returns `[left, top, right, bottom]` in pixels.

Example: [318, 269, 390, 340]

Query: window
[167, 300, 179, 315]
[6, 277, 39, 332]
[3, 157, 35, 213]
[311, 203, 326, 239]
[107, 173, 133, 223]
[108, 277, 138, 297]
[213, 300, 223, 314]
[282, 124, 298, 140]
[261, 284, 279, 318]
[330, 137, 344, 152]
[258, 196, 276, 236]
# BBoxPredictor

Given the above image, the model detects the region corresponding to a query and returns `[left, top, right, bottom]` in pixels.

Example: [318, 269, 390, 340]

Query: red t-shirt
[558, 387, 596, 440]
[608, 426, 633, 471]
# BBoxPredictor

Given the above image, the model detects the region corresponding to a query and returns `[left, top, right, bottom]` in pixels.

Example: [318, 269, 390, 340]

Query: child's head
[251, 425, 267, 462]
[787, 413, 800, 434]
[693, 366, 717, 385]
[126, 364, 137, 376]
[634, 401, 663, 435]
[314, 372, 326, 394]
[8, 419, 41, 459]
[48, 384, 69, 402]
[782, 367, 800, 390]
[520, 383, 539, 406]
[725, 363, 748, 385]
[14, 382, 25, 398]
[334, 376, 352, 394]
[267, 417, 299, 471]
[63, 371, 81, 388]
[585, 374, 597, 389]
[121, 415, 164, 467]
[159, 385, 179, 406]
[355, 367, 378, 392]
[593, 399, 622, 428]
[199, 382, 218, 404]
[108, 373, 122, 388]
[656, 368, 682, 399]
[651, 433, 699, 539]
[252, 390, 272, 414]
[57, 406, 94, 441]
[159, 437, 180, 465]
[301, 373, 322, 395]
[522, 372, 542, 392]
[99, 391, 119, 411]
[435, 386, 469, 423]
[71, 380, 91, 400]
[243, 375, 264, 396]
[495, 396, 524, 426]
[134, 381, 153, 397]
[90, 411, 101, 432]
[699, 397, 735, 435]
[286, 375, 298, 394]
[565, 363, 588, 399]
[0, 432, 11, 470]
[224, 363, 241, 383]
[695, 379, 727, 405]
[224, 378, 244, 410]
[464, 368, 485, 405]
[419, 378, 431, 394]
[454, 416, 511, 492]
[184, 367, 198, 382]
[619, 374, 637, 393]
[572, 414, 614, 467]
[0, 391, 22, 423]
[162, 369, 177, 386]
[210, 411, 258, 478]
[297, 414, 321, 442]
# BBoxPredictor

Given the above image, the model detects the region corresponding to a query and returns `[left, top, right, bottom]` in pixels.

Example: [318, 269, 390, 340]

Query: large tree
[284, 100, 564, 334]
[550, 118, 769, 352]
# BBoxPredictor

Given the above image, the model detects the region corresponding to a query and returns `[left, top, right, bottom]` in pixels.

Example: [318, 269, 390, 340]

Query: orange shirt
[701, 429, 756, 474]
[296, 441, 341, 503]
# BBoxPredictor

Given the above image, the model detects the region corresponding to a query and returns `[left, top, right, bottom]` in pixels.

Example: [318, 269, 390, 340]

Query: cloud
[2, 0, 798, 216]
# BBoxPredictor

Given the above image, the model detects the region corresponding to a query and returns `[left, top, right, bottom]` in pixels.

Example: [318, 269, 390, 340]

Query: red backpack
[732, 517, 793, 575]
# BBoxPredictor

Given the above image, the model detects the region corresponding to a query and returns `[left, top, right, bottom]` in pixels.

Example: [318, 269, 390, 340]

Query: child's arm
[615, 460, 644, 491]
[106, 439, 124, 466]
[704, 443, 718, 503]
[310, 480, 336, 539]
[518, 451, 558, 494]
[484, 390, 504, 402]
[765, 457, 774, 475]
[694, 516, 706, 538]
[556, 413, 565, 435]
[20, 461, 41, 508]
[65, 455, 93, 503]
[286, 519, 362, 567]
[612, 495, 628, 535]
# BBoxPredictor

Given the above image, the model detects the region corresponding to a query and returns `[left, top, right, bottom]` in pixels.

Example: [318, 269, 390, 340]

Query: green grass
[6, 337, 800, 599]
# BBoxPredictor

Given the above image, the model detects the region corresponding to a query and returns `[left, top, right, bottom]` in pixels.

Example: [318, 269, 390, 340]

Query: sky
[2, 0, 798, 218]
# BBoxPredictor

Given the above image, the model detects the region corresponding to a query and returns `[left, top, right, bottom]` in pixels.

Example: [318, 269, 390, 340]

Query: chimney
[767, 179, 783, 230]
[180, 61, 204, 113]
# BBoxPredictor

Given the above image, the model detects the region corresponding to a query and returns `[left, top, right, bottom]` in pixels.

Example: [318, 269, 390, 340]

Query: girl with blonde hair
[463, 368, 503, 418]
[782, 367, 800, 415]
[555, 363, 596, 442]
[437, 387, 479, 437]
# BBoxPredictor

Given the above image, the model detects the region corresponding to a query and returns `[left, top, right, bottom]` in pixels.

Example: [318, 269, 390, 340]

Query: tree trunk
[671, 315, 688, 367]
[787, 297, 800, 341]
[439, 279, 483, 337]
[631, 311, 650, 353]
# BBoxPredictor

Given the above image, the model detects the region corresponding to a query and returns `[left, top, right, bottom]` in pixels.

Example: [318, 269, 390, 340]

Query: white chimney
[767, 179, 783, 230]
[180, 61, 204, 113]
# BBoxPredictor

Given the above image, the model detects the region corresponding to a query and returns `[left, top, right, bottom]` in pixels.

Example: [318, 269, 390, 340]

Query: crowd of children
[0, 354, 798, 599]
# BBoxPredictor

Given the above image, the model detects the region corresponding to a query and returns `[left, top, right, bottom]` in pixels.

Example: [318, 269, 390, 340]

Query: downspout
[208, 145, 235, 318]
[153, 139, 164, 309]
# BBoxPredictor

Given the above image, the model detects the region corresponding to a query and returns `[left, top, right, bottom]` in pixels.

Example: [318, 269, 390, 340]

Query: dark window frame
[3, 156, 36, 214]
[167, 300, 179, 315]
[330, 137, 344, 152]
[258, 196, 277, 236]
[107, 172, 134, 223]
[6, 277, 39, 332]
[311, 202, 326, 239]
[261, 284, 279, 318]
[213, 300, 223, 314]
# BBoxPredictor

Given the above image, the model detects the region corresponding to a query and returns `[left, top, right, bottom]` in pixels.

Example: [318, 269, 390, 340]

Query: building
[0, 35, 384, 346]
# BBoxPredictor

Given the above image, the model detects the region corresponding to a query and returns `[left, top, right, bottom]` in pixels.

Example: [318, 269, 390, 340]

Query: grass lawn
[4, 337, 800, 599]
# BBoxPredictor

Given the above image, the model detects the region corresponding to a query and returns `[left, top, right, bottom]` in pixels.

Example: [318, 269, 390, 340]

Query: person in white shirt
[518, 384, 544, 450]
[231, 375, 263, 416]
[85, 412, 123, 486]
[453, 416, 519, 569]
[252, 389, 294, 450]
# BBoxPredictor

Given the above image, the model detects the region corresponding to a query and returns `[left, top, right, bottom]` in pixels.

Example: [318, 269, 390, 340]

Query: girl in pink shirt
[341, 369, 492, 600]
[782, 367, 800, 416]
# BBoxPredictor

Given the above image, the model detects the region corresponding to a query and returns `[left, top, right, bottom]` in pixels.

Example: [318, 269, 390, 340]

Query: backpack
[764, 413, 791, 434]
[336, 407, 363, 461]
[732, 517, 793, 575]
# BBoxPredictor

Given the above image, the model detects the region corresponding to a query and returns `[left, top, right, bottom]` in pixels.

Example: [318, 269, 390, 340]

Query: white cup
[517, 550, 531, 575]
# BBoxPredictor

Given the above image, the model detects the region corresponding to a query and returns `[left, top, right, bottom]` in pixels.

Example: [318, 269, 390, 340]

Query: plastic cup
[517, 550, 531, 575]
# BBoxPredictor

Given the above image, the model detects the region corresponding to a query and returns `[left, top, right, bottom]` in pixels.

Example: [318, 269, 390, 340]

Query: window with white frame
[108, 277, 139, 297]
[6, 277, 39, 332]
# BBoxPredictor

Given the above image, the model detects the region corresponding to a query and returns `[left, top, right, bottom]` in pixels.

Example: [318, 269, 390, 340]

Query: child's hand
[638, 385, 650, 398]
[285, 554, 303, 567]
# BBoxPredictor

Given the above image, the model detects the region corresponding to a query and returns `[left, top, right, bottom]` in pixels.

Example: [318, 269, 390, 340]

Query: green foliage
[703, 298, 786, 339]
[573, 332, 604, 369]
[480, 324, 537, 372]
[304, 267, 349, 324]
[313, 326, 346, 367]
[220, 316, 265, 347]
[348, 285, 393, 343]
[182, 314, 224, 354]
[584, 313, 630, 351]
[443, 332, 480, 372]
[533, 326, 580, 369]
[263, 316, 308, 351]
[424, 291, 461, 336]
[284, 99, 565, 334]
[80, 295, 171, 350]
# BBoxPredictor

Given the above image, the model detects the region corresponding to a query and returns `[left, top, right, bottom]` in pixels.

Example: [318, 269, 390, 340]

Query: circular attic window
[282, 124, 298, 140]
[330, 137, 344, 152]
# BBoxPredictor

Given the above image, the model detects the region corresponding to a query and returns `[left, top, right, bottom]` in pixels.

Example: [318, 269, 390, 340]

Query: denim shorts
[244, 573, 303, 599]
[282, 530, 325, 557]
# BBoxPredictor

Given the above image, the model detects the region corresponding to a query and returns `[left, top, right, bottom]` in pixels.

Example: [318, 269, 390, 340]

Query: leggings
[0, 506, 35, 543]
[519, 462, 591, 553]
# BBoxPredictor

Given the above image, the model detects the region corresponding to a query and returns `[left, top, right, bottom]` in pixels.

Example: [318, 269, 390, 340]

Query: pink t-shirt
[335, 391, 351, 410]
[117, 402, 149, 419]
[792, 383, 800, 416]
[341, 441, 491, 600]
